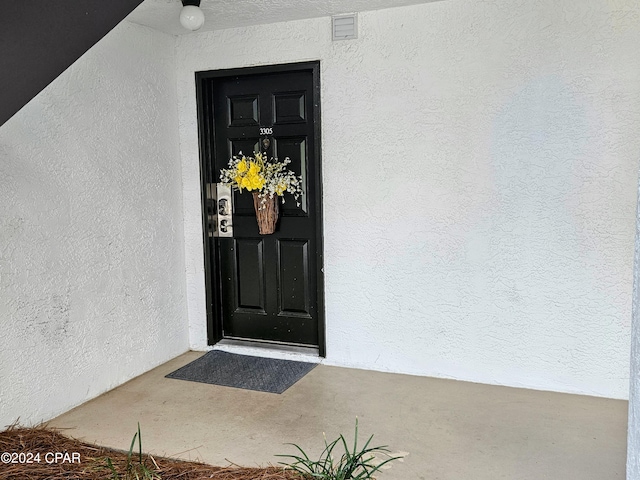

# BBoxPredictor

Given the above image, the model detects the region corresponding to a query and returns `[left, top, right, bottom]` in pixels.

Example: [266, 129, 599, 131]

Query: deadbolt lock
[218, 198, 231, 216]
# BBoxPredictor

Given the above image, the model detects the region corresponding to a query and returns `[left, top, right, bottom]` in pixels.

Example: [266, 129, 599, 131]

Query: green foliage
[105, 423, 160, 480]
[277, 418, 401, 479]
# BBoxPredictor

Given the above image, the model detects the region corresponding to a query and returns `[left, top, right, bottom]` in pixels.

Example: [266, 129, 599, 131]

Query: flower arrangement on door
[219, 152, 303, 234]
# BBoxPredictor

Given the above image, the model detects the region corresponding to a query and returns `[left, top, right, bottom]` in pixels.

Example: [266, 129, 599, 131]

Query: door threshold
[213, 338, 322, 363]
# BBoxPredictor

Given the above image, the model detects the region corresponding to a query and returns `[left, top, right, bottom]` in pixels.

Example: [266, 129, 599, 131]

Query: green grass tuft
[105, 423, 160, 480]
[277, 418, 401, 479]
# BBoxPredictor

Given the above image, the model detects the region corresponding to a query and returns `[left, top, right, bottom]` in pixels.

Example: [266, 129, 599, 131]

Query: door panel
[274, 137, 308, 215]
[277, 239, 311, 316]
[198, 64, 323, 350]
[229, 139, 260, 158]
[235, 238, 266, 312]
[273, 92, 306, 124]
[228, 95, 260, 126]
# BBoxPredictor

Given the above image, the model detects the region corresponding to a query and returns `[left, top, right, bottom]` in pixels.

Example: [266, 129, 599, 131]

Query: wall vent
[332, 14, 358, 41]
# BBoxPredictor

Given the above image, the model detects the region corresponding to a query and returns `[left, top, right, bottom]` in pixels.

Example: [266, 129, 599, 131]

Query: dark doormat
[165, 350, 318, 394]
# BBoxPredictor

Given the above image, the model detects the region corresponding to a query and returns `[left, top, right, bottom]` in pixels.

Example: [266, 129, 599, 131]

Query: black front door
[197, 63, 324, 353]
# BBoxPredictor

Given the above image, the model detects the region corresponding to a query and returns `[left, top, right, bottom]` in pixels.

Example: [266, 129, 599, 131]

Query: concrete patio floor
[50, 351, 628, 479]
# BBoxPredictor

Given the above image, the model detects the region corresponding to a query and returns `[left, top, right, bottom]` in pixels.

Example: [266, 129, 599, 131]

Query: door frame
[195, 61, 326, 357]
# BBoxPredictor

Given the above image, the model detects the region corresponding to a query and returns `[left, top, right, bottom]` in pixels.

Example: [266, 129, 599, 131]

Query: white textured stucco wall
[0, 21, 189, 426]
[629, 73, 640, 473]
[178, 0, 640, 398]
[629, 179, 640, 479]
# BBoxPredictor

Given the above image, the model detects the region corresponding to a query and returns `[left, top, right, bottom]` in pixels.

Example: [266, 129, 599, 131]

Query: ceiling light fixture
[180, 0, 205, 31]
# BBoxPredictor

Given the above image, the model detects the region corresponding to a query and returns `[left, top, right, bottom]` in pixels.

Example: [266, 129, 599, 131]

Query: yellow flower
[237, 159, 248, 173]
[241, 176, 252, 190]
[248, 161, 260, 176]
[275, 183, 287, 195]
[250, 174, 265, 190]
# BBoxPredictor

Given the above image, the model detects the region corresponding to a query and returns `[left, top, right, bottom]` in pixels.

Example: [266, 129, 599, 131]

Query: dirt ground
[0, 424, 303, 480]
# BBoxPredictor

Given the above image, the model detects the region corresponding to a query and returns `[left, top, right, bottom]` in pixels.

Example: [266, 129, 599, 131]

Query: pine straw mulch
[0, 424, 304, 480]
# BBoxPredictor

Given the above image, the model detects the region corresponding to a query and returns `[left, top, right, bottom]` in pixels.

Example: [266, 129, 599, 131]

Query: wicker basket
[252, 192, 279, 234]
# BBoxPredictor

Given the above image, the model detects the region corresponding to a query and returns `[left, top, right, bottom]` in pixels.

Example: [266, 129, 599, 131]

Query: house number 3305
[259, 127, 273, 135]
